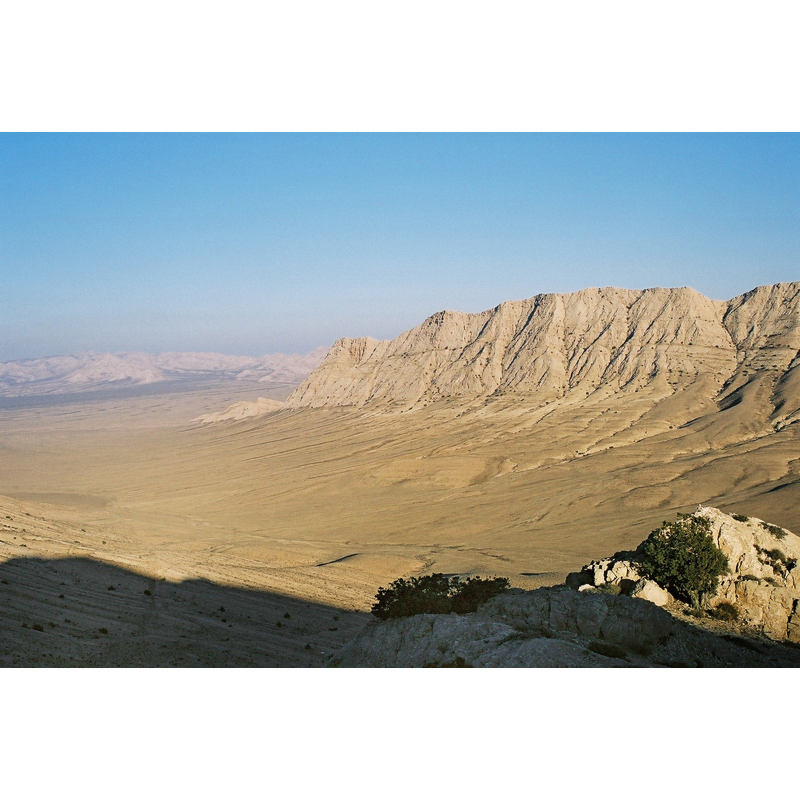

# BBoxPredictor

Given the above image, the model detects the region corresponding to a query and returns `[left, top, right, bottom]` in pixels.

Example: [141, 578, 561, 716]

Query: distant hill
[0, 347, 329, 397]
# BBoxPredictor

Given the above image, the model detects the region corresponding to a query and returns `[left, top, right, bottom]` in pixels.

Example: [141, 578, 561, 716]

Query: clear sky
[1, 133, 797, 360]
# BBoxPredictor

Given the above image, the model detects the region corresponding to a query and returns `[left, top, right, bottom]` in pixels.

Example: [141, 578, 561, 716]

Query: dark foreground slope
[0, 556, 367, 667]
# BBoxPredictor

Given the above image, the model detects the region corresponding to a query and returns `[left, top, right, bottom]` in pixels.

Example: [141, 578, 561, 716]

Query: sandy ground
[1, 377, 798, 666]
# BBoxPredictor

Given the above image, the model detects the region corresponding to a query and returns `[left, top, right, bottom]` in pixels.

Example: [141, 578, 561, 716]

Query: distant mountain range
[0, 347, 329, 397]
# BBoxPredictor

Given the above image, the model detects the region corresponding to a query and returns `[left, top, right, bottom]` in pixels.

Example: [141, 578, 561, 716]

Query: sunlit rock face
[288, 283, 800, 415]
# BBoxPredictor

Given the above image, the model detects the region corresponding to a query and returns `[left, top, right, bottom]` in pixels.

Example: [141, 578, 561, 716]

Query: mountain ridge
[0, 347, 329, 397]
[286, 282, 800, 413]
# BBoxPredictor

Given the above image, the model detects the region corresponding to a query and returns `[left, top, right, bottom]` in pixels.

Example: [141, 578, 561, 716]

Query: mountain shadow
[0, 556, 370, 667]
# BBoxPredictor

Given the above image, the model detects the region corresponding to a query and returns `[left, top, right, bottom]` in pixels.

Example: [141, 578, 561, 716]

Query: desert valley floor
[1, 368, 798, 666]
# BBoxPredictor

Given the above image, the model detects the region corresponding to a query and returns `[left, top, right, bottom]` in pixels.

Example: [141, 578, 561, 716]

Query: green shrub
[450, 576, 512, 613]
[371, 573, 509, 620]
[757, 546, 797, 575]
[732, 513, 749, 522]
[635, 515, 728, 606]
[761, 521, 786, 540]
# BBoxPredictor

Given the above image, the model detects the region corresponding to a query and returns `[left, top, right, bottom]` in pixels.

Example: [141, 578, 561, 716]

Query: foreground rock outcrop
[329, 586, 800, 667]
[570, 507, 800, 642]
[330, 507, 800, 667]
[288, 282, 800, 413]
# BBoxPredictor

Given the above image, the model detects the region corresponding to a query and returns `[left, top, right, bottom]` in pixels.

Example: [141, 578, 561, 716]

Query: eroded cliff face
[286, 283, 800, 414]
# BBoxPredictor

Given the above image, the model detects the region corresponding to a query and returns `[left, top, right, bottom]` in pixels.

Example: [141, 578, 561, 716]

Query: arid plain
[2, 283, 799, 665]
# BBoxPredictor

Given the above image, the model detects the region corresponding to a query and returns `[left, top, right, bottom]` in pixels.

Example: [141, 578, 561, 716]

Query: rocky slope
[0, 347, 329, 397]
[329, 507, 800, 667]
[287, 283, 800, 415]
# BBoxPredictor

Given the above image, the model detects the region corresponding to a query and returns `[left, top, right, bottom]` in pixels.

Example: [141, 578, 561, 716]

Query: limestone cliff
[287, 283, 800, 413]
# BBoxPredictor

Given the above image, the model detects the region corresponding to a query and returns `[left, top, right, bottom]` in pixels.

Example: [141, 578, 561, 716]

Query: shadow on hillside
[0, 556, 371, 667]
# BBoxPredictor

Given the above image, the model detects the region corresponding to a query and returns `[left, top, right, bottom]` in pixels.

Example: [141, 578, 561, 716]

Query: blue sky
[1, 133, 797, 360]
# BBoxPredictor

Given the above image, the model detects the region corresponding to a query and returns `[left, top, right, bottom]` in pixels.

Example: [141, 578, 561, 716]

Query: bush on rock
[636, 515, 728, 606]
[371, 574, 509, 620]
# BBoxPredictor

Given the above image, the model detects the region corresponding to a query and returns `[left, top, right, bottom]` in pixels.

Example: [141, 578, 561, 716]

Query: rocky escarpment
[287, 283, 800, 414]
[329, 585, 800, 668]
[571, 506, 800, 642]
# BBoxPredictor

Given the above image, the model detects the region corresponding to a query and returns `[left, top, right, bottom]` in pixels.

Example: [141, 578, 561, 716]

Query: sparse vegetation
[371, 573, 510, 620]
[31, 623, 44, 632]
[757, 546, 797, 576]
[761, 521, 787, 540]
[709, 602, 738, 621]
[635, 515, 728, 606]
[732, 513, 749, 522]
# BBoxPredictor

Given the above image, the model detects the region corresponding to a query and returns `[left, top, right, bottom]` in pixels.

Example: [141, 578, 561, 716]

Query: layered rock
[287, 282, 800, 412]
[329, 586, 800, 668]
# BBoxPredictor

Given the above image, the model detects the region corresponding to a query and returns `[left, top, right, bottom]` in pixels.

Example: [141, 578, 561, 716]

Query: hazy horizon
[3, 280, 799, 365]
[2, 133, 798, 361]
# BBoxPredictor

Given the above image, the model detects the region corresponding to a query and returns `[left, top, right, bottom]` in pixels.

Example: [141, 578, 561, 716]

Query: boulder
[579, 554, 641, 589]
[631, 579, 672, 607]
[695, 506, 800, 641]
